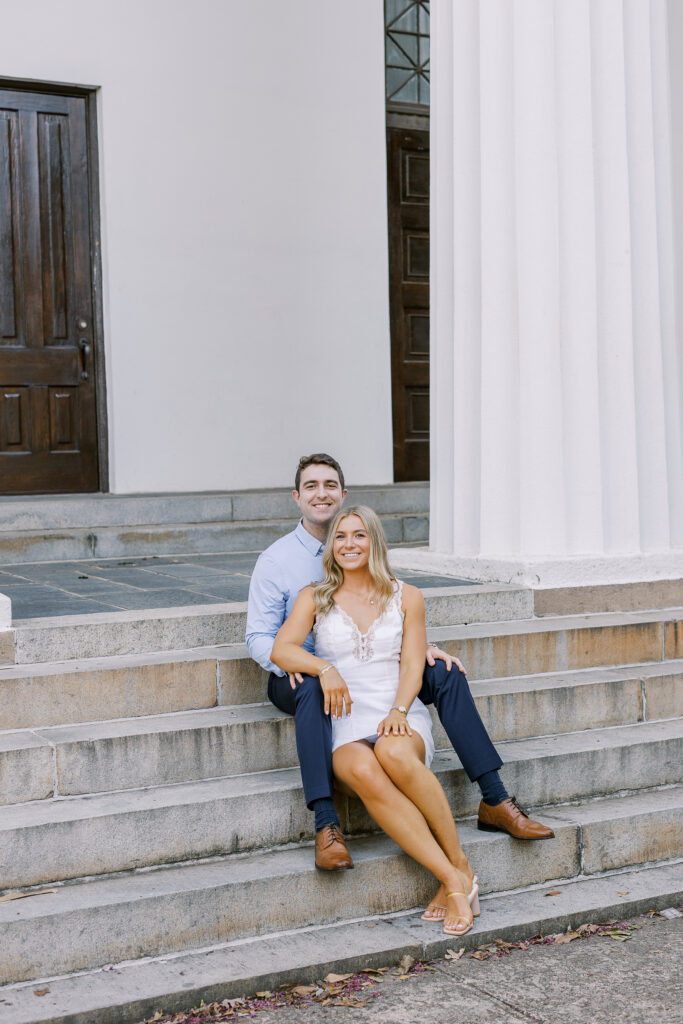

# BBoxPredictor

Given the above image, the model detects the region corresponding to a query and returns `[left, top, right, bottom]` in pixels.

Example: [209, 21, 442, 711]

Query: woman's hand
[320, 666, 353, 719]
[377, 709, 413, 737]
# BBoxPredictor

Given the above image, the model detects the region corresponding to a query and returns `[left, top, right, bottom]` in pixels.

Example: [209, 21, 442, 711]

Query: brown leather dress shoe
[314, 824, 354, 870]
[478, 796, 555, 840]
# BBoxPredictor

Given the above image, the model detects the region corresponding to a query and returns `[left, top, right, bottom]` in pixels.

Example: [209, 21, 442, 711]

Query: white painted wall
[0, 0, 393, 492]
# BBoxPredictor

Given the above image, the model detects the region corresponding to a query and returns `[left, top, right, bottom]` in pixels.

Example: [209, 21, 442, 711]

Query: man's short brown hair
[295, 453, 345, 493]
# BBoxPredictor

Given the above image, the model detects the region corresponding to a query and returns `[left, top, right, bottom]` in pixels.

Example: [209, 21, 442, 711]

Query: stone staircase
[0, 484, 428, 564]
[0, 576, 681, 1023]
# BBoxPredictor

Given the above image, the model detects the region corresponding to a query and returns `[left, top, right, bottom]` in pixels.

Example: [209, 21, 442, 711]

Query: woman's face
[333, 514, 371, 571]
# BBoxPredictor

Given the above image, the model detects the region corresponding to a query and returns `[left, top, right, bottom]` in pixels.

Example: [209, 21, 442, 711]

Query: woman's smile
[333, 515, 371, 569]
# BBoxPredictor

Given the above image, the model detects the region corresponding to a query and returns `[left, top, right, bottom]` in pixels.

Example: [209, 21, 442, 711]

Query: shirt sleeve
[246, 552, 288, 676]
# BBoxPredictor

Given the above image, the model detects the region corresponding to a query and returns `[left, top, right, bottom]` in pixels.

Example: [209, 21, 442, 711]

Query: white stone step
[534, 578, 683, 615]
[2, 858, 679, 1024]
[1, 643, 681, 732]
[0, 788, 680, 988]
[0, 514, 427, 564]
[0, 485, 429, 563]
[0, 666, 681, 801]
[1, 724, 680, 884]
[4, 583, 532, 664]
[0, 484, 429, 532]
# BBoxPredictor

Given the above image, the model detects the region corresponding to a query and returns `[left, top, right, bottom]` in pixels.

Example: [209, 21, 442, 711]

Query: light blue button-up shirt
[246, 521, 324, 675]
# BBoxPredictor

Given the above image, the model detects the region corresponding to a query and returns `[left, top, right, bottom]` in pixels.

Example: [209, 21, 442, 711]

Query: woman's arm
[271, 588, 352, 718]
[377, 583, 427, 737]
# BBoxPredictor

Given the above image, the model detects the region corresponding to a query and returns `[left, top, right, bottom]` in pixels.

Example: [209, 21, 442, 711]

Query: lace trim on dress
[324, 579, 404, 664]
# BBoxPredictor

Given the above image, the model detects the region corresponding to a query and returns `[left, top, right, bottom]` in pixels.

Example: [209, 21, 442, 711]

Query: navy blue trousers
[268, 662, 503, 809]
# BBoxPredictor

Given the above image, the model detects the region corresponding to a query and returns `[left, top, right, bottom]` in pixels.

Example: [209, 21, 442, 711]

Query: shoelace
[510, 796, 530, 819]
[320, 825, 345, 847]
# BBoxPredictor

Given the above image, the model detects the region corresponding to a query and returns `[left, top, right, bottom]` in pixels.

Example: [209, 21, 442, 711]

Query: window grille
[385, 1, 430, 106]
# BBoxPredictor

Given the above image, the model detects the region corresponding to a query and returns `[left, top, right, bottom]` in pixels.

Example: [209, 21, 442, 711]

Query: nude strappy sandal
[443, 878, 480, 936]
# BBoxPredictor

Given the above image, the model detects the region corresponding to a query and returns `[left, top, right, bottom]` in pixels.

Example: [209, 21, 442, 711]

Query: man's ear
[341, 489, 348, 501]
[292, 489, 300, 502]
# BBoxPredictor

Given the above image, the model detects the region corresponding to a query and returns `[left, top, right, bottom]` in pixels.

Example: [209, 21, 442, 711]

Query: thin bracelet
[318, 664, 333, 678]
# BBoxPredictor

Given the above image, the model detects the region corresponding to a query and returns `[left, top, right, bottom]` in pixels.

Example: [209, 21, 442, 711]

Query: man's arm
[246, 553, 289, 675]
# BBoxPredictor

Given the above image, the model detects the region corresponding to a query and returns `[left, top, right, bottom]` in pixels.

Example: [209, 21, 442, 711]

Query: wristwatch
[391, 705, 408, 715]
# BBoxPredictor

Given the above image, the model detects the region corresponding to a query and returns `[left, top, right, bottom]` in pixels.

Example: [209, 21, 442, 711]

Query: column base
[389, 548, 683, 588]
[0, 592, 10, 629]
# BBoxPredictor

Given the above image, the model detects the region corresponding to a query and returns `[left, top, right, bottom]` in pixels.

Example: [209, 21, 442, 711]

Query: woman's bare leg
[374, 733, 476, 922]
[333, 741, 473, 933]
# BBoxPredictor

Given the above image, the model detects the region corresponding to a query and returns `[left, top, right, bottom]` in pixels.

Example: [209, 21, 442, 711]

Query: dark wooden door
[0, 87, 100, 494]
[387, 125, 429, 481]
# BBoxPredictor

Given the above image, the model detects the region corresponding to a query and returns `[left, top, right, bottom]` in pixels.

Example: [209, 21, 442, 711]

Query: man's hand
[320, 666, 353, 718]
[426, 644, 467, 675]
[288, 672, 304, 690]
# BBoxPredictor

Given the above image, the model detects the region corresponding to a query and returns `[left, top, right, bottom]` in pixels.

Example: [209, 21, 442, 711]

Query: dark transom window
[385, 0, 430, 106]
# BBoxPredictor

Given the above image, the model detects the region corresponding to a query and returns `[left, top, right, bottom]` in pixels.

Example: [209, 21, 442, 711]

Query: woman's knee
[337, 754, 388, 799]
[375, 737, 421, 781]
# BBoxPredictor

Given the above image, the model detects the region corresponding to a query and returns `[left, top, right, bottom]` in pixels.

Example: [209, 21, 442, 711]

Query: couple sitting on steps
[246, 453, 554, 937]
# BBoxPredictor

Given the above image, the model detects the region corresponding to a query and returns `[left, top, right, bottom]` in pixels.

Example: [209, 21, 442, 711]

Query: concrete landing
[0, 554, 472, 621]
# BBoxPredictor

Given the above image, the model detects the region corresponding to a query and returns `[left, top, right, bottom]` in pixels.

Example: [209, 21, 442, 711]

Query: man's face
[293, 464, 346, 531]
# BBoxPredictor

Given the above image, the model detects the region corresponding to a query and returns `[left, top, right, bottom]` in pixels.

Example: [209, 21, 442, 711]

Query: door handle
[79, 338, 91, 380]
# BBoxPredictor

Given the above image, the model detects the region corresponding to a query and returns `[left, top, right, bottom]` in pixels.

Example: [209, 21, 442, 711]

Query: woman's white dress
[313, 580, 435, 766]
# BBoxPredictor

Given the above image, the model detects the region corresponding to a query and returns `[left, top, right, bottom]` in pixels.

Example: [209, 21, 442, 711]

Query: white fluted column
[393, 0, 683, 587]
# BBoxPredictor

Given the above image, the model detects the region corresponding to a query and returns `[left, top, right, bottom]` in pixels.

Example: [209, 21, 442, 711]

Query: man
[246, 453, 554, 870]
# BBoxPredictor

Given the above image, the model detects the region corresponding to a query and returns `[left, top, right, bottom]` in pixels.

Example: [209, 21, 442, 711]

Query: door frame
[0, 74, 108, 492]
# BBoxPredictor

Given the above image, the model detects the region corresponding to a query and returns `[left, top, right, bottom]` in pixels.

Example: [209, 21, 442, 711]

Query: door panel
[0, 87, 100, 493]
[387, 126, 430, 481]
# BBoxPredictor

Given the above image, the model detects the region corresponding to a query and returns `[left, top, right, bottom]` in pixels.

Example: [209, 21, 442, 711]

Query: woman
[271, 505, 479, 936]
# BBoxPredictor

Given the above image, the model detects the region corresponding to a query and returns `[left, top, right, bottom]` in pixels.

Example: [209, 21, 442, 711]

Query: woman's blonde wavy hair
[314, 505, 395, 617]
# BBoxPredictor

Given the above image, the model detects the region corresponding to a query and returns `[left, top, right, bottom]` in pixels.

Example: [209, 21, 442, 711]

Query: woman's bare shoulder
[398, 580, 425, 610]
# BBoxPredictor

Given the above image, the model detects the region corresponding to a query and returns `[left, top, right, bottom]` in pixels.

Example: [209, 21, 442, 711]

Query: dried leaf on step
[291, 985, 316, 996]
[33, 988, 50, 997]
[0, 888, 58, 903]
[397, 954, 415, 973]
[471, 950, 489, 960]
[544, 890, 562, 897]
[360, 966, 390, 974]
[555, 931, 581, 944]
[599, 928, 633, 941]
[445, 948, 465, 961]
[324, 972, 353, 984]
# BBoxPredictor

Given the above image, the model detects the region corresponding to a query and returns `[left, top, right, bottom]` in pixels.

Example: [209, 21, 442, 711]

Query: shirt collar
[295, 519, 325, 556]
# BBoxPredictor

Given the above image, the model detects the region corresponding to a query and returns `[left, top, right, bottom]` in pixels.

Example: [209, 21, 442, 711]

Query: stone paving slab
[0, 863, 680, 1024]
[0, 554, 470, 621]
